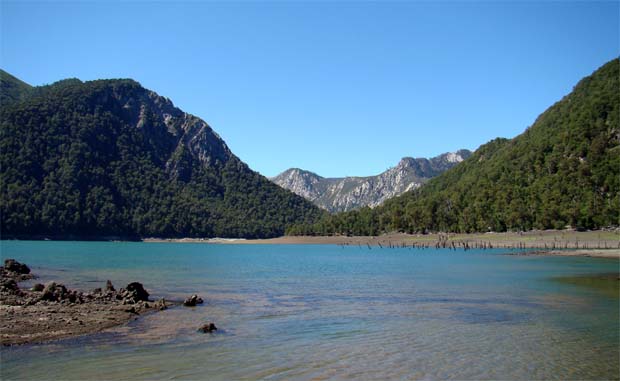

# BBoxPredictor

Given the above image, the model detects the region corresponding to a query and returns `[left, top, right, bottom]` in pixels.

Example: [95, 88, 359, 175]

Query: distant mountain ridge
[287, 58, 620, 236]
[272, 150, 471, 212]
[0, 71, 323, 238]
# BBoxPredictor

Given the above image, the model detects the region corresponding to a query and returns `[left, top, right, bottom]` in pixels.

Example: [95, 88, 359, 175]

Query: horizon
[2, 1, 618, 178]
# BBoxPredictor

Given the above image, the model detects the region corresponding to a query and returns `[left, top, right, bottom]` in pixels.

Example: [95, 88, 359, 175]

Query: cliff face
[272, 150, 471, 213]
[101, 82, 237, 180]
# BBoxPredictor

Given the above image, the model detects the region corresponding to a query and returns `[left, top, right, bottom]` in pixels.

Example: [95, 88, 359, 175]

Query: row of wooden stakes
[338, 239, 619, 250]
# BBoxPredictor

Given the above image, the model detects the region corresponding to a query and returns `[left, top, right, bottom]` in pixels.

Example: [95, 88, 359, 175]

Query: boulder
[0, 278, 18, 293]
[67, 290, 83, 304]
[105, 280, 115, 292]
[198, 322, 217, 333]
[3, 259, 30, 274]
[183, 294, 204, 307]
[31, 283, 45, 292]
[122, 282, 149, 303]
[153, 298, 167, 311]
[41, 282, 68, 302]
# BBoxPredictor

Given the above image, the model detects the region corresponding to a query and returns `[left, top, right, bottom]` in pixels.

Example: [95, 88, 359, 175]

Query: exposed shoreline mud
[143, 230, 620, 258]
[0, 260, 172, 346]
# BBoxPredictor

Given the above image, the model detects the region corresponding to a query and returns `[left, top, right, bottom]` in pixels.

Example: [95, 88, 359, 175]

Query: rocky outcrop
[120, 282, 150, 304]
[0, 278, 19, 294]
[272, 150, 471, 213]
[0, 262, 174, 345]
[153, 298, 168, 310]
[183, 294, 204, 307]
[41, 282, 70, 302]
[3, 259, 30, 275]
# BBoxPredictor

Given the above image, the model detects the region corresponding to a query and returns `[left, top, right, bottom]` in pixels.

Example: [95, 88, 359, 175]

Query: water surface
[1, 241, 618, 380]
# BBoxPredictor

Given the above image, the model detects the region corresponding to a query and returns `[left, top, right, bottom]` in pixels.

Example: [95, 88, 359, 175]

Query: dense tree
[0, 74, 325, 239]
[288, 59, 620, 235]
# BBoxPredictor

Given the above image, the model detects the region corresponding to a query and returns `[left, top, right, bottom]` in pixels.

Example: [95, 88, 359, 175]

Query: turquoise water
[1, 241, 618, 380]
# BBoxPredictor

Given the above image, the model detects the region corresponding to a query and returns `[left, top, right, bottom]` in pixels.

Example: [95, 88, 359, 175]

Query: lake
[1, 241, 618, 380]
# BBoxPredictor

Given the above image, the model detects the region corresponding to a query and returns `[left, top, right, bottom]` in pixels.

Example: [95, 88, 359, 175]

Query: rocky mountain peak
[271, 168, 324, 201]
[396, 157, 417, 168]
[272, 150, 472, 213]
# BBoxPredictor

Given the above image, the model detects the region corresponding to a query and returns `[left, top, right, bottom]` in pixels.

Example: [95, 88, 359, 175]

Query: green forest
[287, 59, 620, 236]
[0, 72, 324, 239]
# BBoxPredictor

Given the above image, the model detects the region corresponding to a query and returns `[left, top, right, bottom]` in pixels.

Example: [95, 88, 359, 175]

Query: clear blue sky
[1, 1, 618, 178]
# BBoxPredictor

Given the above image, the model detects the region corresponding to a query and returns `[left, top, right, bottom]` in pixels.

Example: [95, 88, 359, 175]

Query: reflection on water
[1, 242, 618, 380]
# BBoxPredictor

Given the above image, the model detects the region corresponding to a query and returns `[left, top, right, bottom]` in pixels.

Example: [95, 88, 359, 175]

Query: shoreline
[143, 230, 620, 258]
[516, 249, 620, 259]
[3, 230, 618, 260]
[0, 261, 173, 346]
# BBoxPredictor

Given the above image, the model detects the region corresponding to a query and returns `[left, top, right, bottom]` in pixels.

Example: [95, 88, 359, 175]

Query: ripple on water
[0, 243, 618, 380]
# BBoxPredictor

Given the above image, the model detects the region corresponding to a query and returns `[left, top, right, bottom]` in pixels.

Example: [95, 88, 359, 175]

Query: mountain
[272, 150, 472, 213]
[0, 73, 324, 239]
[287, 58, 620, 236]
[0, 69, 33, 107]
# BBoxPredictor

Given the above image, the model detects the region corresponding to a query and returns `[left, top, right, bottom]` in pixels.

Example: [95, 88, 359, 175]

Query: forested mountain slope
[288, 59, 620, 235]
[0, 69, 33, 107]
[0, 74, 324, 239]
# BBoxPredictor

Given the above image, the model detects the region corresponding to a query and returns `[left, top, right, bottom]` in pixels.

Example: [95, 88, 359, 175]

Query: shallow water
[1, 241, 618, 380]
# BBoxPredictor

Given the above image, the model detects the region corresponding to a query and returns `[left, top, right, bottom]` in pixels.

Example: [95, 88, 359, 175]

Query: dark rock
[3, 259, 30, 274]
[124, 282, 149, 303]
[68, 291, 78, 303]
[31, 283, 45, 292]
[41, 282, 68, 302]
[154, 298, 167, 311]
[105, 280, 115, 292]
[198, 322, 217, 333]
[0, 278, 18, 293]
[183, 294, 203, 307]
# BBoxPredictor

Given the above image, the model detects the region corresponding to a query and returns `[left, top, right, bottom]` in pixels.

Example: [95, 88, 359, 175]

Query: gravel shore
[0, 260, 170, 346]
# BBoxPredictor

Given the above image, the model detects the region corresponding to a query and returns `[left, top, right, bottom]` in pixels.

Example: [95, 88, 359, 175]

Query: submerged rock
[183, 294, 203, 307]
[198, 322, 217, 333]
